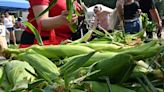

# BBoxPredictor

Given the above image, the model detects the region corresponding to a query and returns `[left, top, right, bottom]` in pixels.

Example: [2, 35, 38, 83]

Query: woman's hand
[60, 10, 78, 25]
[70, 14, 78, 24]
[156, 22, 162, 38]
[60, 10, 69, 24]
[74, 1, 84, 14]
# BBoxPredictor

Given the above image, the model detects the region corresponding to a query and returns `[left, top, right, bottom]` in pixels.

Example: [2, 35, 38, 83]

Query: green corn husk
[133, 45, 164, 60]
[77, 43, 125, 52]
[120, 40, 163, 60]
[28, 45, 95, 59]
[0, 67, 3, 80]
[90, 53, 135, 83]
[71, 30, 93, 44]
[63, 52, 118, 67]
[70, 89, 85, 92]
[60, 51, 96, 75]
[16, 49, 60, 83]
[66, 0, 77, 33]
[2, 44, 95, 59]
[4, 60, 35, 91]
[91, 81, 136, 92]
[23, 21, 43, 46]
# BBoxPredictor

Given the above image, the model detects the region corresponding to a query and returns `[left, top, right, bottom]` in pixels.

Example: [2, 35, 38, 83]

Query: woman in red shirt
[19, 0, 82, 48]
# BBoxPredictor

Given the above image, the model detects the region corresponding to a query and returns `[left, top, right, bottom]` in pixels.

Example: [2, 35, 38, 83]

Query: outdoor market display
[0, 0, 164, 92]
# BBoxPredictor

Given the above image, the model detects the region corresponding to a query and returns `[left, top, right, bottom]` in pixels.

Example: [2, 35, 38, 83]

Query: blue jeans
[124, 19, 141, 34]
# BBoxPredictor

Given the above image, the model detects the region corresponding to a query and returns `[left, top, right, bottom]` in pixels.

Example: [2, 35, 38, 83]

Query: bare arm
[32, 5, 69, 31]
[116, 0, 124, 20]
[150, 8, 162, 27]
[150, 8, 162, 37]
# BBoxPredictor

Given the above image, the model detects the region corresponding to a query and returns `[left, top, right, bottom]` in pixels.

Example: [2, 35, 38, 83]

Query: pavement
[161, 27, 164, 38]
[152, 27, 164, 39]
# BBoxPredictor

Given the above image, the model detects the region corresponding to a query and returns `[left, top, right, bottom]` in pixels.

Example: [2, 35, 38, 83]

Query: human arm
[149, 8, 162, 37]
[32, 5, 78, 31]
[116, 0, 124, 20]
[11, 16, 15, 25]
[147, 0, 162, 38]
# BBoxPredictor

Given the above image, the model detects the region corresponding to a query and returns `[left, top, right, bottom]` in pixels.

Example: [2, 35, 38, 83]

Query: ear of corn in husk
[16, 49, 60, 83]
[90, 53, 135, 83]
[4, 60, 35, 91]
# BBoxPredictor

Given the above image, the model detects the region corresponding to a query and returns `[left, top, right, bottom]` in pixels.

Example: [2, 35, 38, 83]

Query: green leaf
[30, 0, 57, 22]
[70, 23, 78, 33]
[72, 30, 93, 43]
[32, 88, 44, 92]
[66, 0, 78, 33]
[28, 79, 45, 90]
[23, 21, 43, 46]
[60, 51, 96, 74]
[66, 0, 75, 22]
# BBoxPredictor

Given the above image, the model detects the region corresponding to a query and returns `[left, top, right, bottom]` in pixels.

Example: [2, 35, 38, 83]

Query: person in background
[116, 0, 141, 34]
[92, 5, 113, 32]
[124, 0, 141, 34]
[137, 0, 162, 38]
[3, 11, 16, 45]
[15, 17, 26, 30]
[0, 17, 8, 49]
[20, 0, 83, 48]
[1, 14, 9, 44]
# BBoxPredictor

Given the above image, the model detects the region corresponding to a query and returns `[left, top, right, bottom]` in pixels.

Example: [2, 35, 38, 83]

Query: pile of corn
[0, 1, 163, 92]
[0, 34, 164, 92]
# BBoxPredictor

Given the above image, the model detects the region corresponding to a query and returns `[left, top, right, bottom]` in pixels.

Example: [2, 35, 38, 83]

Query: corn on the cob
[16, 49, 60, 83]
[0, 67, 3, 80]
[133, 46, 164, 60]
[2, 44, 95, 59]
[4, 60, 35, 91]
[60, 51, 96, 75]
[121, 41, 163, 60]
[122, 40, 157, 53]
[29, 45, 95, 59]
[77, 43, 124, 52]
[71, 30, 93, 44]
[63, 52, 118, 67]
[90, 53, 135, 83]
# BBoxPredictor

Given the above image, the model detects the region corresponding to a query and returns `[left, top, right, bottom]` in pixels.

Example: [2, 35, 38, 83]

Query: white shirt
[0, 24, 6, 37]
[4, 16, 13, 28]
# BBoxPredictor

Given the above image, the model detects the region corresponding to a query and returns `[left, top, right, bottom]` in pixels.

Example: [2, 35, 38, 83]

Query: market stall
[0, 0, 29, 11]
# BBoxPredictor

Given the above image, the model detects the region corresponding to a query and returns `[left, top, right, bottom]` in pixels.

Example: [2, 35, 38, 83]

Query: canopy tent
[87, 4, 114, 13]
[85, 4, 114, 21]
[0, 0, 30, 11]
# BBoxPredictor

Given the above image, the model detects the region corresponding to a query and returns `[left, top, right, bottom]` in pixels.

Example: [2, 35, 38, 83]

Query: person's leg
[7, 28, 16, 45]
[124, 22, 133, 34]
[10, 31, 16, 45]
[132, 19, 140, 33]
[125, 19, 141, 34]
[6, 30, 10, 44]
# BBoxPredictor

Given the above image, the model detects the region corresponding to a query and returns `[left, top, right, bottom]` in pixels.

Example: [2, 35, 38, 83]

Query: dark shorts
[7, 27, 14, 32]
[20, 31, 49, 44]
[124, 18, 141, 34]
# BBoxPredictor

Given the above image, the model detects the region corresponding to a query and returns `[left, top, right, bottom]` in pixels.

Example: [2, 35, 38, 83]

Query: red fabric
[21, 0, 80, 48]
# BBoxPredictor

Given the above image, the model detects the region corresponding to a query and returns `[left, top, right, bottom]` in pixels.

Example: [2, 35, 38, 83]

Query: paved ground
[153, 27, 164, 39]
[161, 27, 164, 39]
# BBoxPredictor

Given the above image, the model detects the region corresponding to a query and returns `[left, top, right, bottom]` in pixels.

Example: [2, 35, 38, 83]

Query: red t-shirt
[26, 0, 79, 45]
